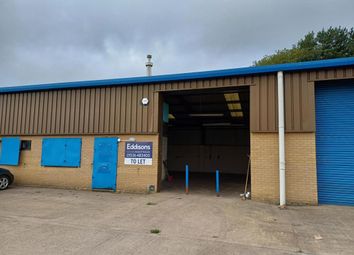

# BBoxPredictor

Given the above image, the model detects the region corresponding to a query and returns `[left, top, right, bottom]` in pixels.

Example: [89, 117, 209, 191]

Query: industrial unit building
[1, 57, 354, 205]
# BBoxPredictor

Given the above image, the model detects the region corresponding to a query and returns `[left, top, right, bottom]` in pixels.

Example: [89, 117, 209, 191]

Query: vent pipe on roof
[146, 54, 153, 76]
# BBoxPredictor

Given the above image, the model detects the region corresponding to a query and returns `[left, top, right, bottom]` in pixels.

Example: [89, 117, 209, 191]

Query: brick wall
[4, 132, 318, 202]
[117, 135, 159, 193]
[251, 132, 318, 205]
[5, 134, 159, 193]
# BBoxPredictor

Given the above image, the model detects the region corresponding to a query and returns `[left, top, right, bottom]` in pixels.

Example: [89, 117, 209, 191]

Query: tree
[254, 27, 354, 66]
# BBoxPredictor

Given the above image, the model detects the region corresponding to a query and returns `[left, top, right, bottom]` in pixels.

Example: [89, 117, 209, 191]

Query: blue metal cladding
[1, 57, 354, 94]
[0, 137, 21, 166]
[41, 138, 82, 167]
[315, 81, 354, 205]
[92, 137, 119, 191]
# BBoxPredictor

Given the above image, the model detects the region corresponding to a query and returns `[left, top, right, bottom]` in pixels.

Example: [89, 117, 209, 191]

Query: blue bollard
[216, 170, 220, 196]
[185, 164, 189, 194]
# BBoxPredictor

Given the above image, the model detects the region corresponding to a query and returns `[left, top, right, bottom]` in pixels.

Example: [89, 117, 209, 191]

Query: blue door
[316, 80, 354, 205]
[92, 137, 119, 191]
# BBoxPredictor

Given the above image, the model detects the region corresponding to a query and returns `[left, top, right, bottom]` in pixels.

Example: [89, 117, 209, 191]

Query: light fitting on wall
[141, 97, 149, 106]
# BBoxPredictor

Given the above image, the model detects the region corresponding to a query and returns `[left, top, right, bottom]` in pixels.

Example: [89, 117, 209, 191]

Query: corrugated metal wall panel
[250, 81, 260, 131]
[293, 73, 301, 130]
[315, 80, 354, 205]
[0, 67, 353, 135]
[147, 84, 155, 133]
[281, 72, 316, 132]
[5, 94, 10, 133]
[259, 75, 268, 130]
[88, 89, 94, 133]
[0, 95, 3, 133]
[49, 91, 55, 133]
[152, 84, 160, 132]
[270, 75, 278, 130]
[250, 74, 278, 132]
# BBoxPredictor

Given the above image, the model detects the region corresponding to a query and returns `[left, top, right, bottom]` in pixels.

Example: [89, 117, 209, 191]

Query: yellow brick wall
[4, 134, 159, 193]
[117, 135, 159, 193]
[251, 132, 318, 205]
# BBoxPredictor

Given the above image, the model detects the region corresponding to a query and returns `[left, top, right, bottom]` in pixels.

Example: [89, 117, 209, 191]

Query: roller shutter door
[316, 80, 354, 205]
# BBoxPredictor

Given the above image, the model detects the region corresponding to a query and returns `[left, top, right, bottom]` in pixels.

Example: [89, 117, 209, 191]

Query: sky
[0, 0, 354, 87]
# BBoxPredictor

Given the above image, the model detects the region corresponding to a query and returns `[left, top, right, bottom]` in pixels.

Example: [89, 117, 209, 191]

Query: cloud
[0, 0, 353, 86]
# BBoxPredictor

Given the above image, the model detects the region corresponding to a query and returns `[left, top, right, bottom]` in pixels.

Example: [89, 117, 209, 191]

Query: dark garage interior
[161, 87, 250, 195]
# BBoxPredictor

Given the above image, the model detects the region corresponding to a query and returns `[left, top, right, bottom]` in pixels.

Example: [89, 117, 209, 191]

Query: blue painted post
[216, 170, 220, 196]
[185, 164, 189, 194]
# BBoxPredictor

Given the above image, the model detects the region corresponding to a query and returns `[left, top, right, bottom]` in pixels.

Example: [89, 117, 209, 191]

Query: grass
[150, 229, 161, 234]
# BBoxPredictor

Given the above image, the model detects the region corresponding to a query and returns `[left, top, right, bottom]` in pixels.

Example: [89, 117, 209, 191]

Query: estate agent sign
[124, 142, 153, 165]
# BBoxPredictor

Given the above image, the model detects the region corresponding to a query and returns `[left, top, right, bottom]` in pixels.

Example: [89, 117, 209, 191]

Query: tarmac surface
[1, 186, 354, 255]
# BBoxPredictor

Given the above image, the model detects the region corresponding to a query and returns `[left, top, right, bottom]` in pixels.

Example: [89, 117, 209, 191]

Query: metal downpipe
[277, 71, 286, 207]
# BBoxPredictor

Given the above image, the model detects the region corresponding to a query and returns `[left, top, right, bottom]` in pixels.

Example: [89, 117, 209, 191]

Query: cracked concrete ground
[1, 186, 354, 255]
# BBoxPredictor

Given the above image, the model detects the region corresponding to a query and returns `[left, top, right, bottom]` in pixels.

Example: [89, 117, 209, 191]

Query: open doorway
[161, 86, 250, 196]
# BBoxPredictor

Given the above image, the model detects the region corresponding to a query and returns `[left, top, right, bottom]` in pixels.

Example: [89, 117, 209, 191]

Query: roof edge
[1, 57, 354, 93]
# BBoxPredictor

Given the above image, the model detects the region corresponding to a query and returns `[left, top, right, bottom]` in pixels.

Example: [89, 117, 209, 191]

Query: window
[41, 138, 82, 167]
[163, 103, 169, 123]
[0, 137, 21, 166]
[21, 140, 32, 151]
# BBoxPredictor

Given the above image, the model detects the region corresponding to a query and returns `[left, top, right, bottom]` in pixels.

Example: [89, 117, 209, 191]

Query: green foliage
[255, 27, 354, 66]
[150, 229, 160, 234]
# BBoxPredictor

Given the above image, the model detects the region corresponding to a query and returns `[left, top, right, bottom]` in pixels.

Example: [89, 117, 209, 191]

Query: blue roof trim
[1, 57, 354, 93]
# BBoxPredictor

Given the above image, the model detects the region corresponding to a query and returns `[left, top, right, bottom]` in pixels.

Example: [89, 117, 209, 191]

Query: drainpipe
[277, 71, 286, 207]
